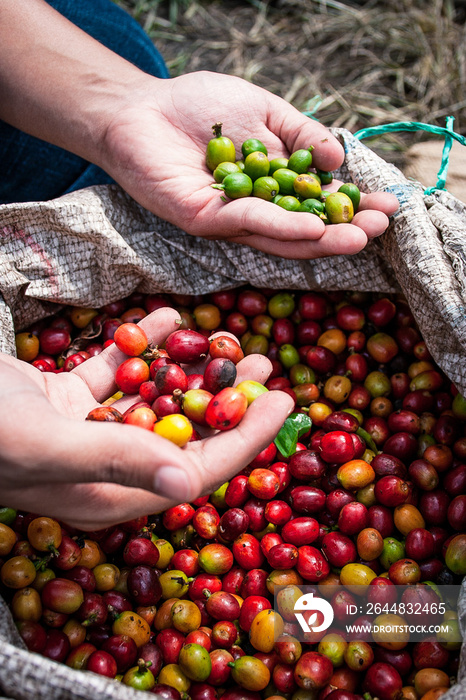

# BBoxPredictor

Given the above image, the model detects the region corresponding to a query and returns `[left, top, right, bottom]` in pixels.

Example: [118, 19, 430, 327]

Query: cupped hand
[100, 70, 399, 259]
[0, 307, 293, 530]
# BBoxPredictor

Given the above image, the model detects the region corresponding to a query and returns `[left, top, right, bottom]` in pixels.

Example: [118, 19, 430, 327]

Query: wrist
[71, 71, 158, 170]
[94, 74, 167, 176]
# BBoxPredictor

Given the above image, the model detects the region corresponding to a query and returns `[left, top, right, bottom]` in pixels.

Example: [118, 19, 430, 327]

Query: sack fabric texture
[0, 127, 465, 698]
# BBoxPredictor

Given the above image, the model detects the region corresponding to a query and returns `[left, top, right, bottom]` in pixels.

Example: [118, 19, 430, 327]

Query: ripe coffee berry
[115, 357, 150, 394]
[9, 287, 466, 697]
[164, 329, 210, 364]
[113, 323, 148, 356]
[205, 387, 248, 431]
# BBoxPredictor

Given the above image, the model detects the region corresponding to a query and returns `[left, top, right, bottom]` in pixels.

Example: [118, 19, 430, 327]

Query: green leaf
[274, 412, 312, 458]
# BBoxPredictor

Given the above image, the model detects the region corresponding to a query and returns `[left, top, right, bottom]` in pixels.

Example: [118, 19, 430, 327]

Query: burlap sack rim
[0, 127, 465, 698]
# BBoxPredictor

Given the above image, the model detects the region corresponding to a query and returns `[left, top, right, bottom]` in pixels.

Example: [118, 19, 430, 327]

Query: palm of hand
[100, 71, 398, 258]
[0, 308, 293, 530]
[102, 73, 347, 232]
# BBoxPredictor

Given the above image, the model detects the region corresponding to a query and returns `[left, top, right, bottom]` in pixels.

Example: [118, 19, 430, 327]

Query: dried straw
[116, 0, 466, 164]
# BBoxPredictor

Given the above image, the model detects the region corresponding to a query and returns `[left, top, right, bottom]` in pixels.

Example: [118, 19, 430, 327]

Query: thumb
[16, 389, 293, 505]
[23, 411, 193, 492]
[45, 388, 294, 503]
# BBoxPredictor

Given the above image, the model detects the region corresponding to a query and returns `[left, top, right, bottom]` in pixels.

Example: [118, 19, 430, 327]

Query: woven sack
[0, 127, 465, 698]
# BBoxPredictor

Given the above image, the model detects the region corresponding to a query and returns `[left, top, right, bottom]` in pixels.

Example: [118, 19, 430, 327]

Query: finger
[199, 194, 326, 243]
[72, 307, 181, 402]
[350, 209, 391, 239]
[108, 393, 143, 414]
[6, 399, 187, 489]
[0, 351, 49, 390]
[228, 223, 369, 259]
[209, 330, 239, 343]
[357, 191, 400, 216]
[201, 181, 399, 244]
[16, 388, 292, 510]
[264, 93, 345, 172]
[188, 389, 294, 497]
[235, 353, 272, 385]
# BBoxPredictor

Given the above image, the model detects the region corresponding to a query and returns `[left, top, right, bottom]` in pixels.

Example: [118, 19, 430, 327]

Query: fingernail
[154, 465, 190, 500]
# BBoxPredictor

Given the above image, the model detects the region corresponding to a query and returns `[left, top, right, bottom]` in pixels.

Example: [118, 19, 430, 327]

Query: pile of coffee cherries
[4, 287, 466, 700]
[85, 321, 264, 444]
[206, 124, 359, 223]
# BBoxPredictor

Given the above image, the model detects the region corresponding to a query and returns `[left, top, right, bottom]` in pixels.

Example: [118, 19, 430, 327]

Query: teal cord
[354, 117, 466, 195]
[302, 95, 323, 121]
[424, 115, 455, 194]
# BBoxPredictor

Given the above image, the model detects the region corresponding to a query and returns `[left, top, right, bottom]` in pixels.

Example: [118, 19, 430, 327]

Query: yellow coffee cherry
[154, 414, 193, 447]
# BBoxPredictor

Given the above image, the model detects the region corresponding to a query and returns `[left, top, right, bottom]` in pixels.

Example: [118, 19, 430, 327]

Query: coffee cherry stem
[172, 389, 184, 404]
[137, 658, 152, 672]
[140, 345, 162, 362]
[82, 613, 97, 627]
[34, 553, 53, 571]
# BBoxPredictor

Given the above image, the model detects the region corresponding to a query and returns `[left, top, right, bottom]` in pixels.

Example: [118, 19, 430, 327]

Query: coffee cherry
[114, 322, 148, 356]
[205, 387, 248, 431]
[115, 357, 150, 394]
[203, 358, 237, 394]
[15, 332, 40, 362]
[155, 364, 188, 395]
[154, 414, 193, 447]
[209, 335, 244, 364]
[164, 329, 210, 364]
[181, 389, 213, 426]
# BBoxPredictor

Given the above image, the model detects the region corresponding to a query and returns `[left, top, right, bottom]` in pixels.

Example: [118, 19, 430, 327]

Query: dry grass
[116, 0, 466, 164]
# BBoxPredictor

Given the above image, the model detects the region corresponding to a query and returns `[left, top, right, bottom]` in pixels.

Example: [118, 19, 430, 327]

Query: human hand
[100, 70, 399, 259]
[0, 4, 397, 257]
[0, 307, 293, 530]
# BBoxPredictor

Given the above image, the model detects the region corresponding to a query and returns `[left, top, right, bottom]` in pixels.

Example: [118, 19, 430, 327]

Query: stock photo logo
[293, 591, 335, 635]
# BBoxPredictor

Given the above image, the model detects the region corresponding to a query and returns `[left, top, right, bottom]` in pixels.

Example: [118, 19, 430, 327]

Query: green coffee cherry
[242, 138, 268, 158]
[206, 123, 236, 171]
[222, 172, 253, 199]
[244, 151, 270, 180]
[288, 146, 314, 174]
[273, 168, 300, 196]
[253, 176, 279, 201]
[213, 161, 241, 183]
[293, 174, 322, 200]
[275, 195, 301, 211]
[325, 192, 354, 223]
[338, 183, 361, 211]
[269, 157, 289, 174]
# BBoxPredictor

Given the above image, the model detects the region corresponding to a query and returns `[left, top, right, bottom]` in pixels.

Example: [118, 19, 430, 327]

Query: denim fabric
[0, 0, 169, 204]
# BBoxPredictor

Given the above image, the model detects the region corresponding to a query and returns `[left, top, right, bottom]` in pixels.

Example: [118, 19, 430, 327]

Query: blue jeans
[0, 0, 169, 204]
